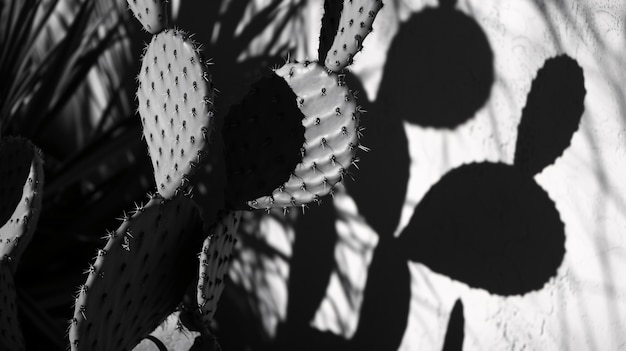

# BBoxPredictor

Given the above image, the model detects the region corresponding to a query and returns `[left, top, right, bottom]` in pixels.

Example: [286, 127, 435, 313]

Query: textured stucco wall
[328, 1, 626, 350]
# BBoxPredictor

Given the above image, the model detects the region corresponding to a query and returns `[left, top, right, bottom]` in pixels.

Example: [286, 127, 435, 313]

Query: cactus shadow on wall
[398, 55, 585, 296]
[343, 72, 410, 239]
[282, 200, 339, 329]
[377, 0, 494, 129]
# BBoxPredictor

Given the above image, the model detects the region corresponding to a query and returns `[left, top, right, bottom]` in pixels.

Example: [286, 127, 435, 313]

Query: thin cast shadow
[442, 299, 464, 351]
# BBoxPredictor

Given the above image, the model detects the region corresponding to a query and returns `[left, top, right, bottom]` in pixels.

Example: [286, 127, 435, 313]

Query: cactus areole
[137, 29, 216, 199]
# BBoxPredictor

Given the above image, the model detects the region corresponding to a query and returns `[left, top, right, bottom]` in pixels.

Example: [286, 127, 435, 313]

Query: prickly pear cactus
[127, 0, 168, 34]
[0, 137, 44, 269]
[137, 29, 216, 199]
[197, 211, 241, 327]
[0, 262, 24, 351]
[324, 0, 383, 71]
[248, 61, 364, 210]
[222, 73, 305, 209]
[69, 194, 204, 351]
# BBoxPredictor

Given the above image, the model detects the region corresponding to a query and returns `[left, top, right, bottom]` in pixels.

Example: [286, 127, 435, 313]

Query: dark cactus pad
[197, 211, 241, 329]
[0, 262, 25, 351]
[222, 72, 305, 209]
[69, 194, 203, 351]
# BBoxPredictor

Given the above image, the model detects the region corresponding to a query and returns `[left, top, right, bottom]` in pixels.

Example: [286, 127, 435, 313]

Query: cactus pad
[0, 262, 25, 351]
[127, 0, 167, 34]
[0, 137, 44, 269]
[222, 73, 305, 209]
[324, 0, 383, 71]
[249, 62, 363, 210]
[69, 194, 203, 351]
[197, 211, 241, 327]
[137, 29, 216, 199]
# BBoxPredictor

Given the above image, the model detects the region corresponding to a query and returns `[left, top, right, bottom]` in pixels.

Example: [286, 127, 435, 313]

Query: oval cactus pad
[197, 211, 241, 327]
[137, 29, 216, 199]
[0, 137, 43, 269]
[127, 0, 167, 34]
[69, 194, 203, 351]
[249, 62, 363, 210]
[324, 0, 383, 71]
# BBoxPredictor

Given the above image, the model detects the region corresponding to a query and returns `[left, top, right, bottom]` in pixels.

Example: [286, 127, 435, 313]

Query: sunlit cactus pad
[0, 137, 43, 268]
[197, 211, 241, 327]
[137, 29, 216, 199]
[127, 0, 167, 34]
[249, 61, 363, 210]
[69, 194, 203, 351]
[324, 0, 383, 71]
[0, 262, 24, 351]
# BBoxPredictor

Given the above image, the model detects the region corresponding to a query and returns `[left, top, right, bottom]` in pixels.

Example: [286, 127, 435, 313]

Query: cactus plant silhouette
[398, 55, 585, 295]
